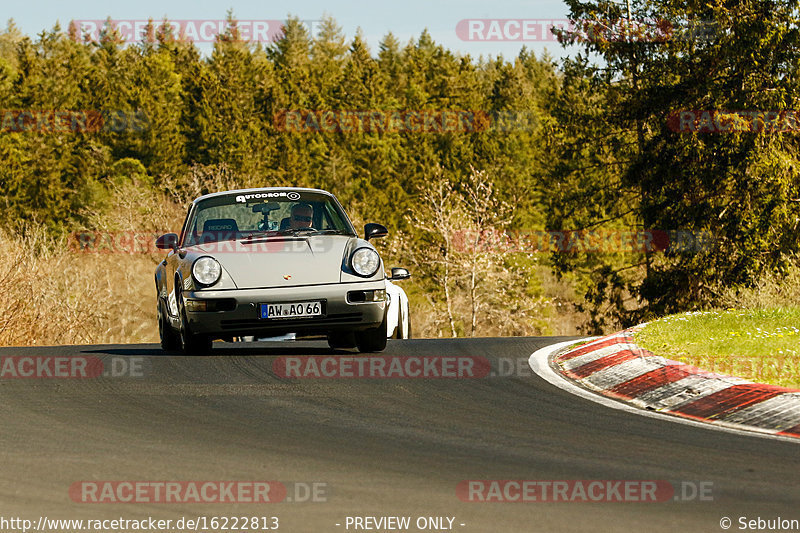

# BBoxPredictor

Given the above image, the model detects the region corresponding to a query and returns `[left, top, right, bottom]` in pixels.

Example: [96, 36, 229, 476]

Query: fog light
[372, 289, 387, 302]
[185, 298, 237, 312]
[347, 289, 387, 303]
[186, 299, 208, 312]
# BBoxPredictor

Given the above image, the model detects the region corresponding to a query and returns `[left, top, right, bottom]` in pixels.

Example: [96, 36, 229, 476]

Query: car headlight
[351, 247, 380, 277]
[192, 256, 222, 286]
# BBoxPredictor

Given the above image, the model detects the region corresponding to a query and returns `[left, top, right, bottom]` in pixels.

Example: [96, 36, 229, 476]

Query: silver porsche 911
[154, 187, 409, 354]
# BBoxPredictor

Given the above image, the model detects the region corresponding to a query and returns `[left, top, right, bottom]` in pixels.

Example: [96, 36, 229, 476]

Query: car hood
[187, 234, 354, 289]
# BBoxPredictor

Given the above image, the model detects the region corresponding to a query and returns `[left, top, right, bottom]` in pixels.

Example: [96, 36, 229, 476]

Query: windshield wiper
[240, 231, 282, 241]
[278, 227, 318, 235]
[279, 227, 354, 236]
[282, 228, 353, 236]
[246, 228, 349, 238]
[309, 229, 349, 235]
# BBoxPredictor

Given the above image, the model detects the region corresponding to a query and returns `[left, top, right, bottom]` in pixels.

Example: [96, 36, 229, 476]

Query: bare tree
[405, 166, 537, 337]
[458, 166, 513, 335]
[407, 167, 462, 337]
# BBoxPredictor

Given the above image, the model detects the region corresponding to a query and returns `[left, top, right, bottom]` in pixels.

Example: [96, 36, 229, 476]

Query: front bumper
[182, 281, 387, 338]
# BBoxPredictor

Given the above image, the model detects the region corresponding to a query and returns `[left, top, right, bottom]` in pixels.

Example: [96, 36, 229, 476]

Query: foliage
[399, 167, 554, 337]
[548, 0, 800, 332]
[2, 7, 799, 338]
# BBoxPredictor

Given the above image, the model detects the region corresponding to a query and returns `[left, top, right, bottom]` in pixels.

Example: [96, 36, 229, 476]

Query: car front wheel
[355, 313, 388, 353]
[158, 300, 180, 352]
[327, 331, 357, 350]
[179, 306, 212, 354]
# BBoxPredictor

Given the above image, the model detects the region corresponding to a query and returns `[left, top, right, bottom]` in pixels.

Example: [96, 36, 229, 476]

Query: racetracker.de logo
[70, 19, 319, 44]
[0, 109, 149, 133]
[68, 231, 336, 254]
[273, 356, 491, 379]
[667, 110, 800, 133]
[0, 356, 145, 378]
[0, 356, 100, 378]
[456, 480, 713, 502]
[451, 229, 715, 254]
[456, 18, 716, 43]
[273, 110, 539, 134]
[70, 481, 287, 503]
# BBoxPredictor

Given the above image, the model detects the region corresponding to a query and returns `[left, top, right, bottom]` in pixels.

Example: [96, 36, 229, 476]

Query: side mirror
[364, 223, 388, 241]
[155, 233, 179, 251]
[389, 267, 410, 281]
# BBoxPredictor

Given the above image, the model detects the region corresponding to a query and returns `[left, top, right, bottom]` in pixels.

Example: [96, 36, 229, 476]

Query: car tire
[355, 313, 388, 353]
[158, 299, 180, 352]
[327, 331, 357, 350]
[179, 306, 212, 355]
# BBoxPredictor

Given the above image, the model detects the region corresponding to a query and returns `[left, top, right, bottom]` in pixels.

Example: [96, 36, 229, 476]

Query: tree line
[0, 2, 798, 334]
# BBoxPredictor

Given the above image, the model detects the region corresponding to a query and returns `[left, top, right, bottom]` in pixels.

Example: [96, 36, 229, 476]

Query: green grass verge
[634, 307, 800, 389]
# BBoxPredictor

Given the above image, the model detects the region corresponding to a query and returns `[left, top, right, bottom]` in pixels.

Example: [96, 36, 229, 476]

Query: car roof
[193, 187, 335, 204]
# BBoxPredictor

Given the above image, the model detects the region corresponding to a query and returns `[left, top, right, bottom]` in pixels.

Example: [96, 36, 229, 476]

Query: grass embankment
[634, 308, 800, 389]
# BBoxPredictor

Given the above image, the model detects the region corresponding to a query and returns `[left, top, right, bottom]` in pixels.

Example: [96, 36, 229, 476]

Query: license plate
[260, 300, 323, 319]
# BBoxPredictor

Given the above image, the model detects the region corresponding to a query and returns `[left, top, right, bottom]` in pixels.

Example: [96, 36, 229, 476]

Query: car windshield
[183, 190, 356, 246]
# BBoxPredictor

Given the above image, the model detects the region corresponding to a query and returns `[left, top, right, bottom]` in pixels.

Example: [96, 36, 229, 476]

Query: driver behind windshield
[290, 203, 314, 229]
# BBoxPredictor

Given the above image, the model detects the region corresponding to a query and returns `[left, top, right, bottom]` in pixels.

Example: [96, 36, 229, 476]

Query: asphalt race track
[0, 337, 798, 533]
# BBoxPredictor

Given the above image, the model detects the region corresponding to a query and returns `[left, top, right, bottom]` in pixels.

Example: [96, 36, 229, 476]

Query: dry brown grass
[0, 174, 187, 346]
[0, 226, 161, 345]
[717, 255, 800, 310]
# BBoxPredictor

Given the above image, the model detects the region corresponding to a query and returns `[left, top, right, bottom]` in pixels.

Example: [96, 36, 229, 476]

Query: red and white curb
[529, 329, 800, 441]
